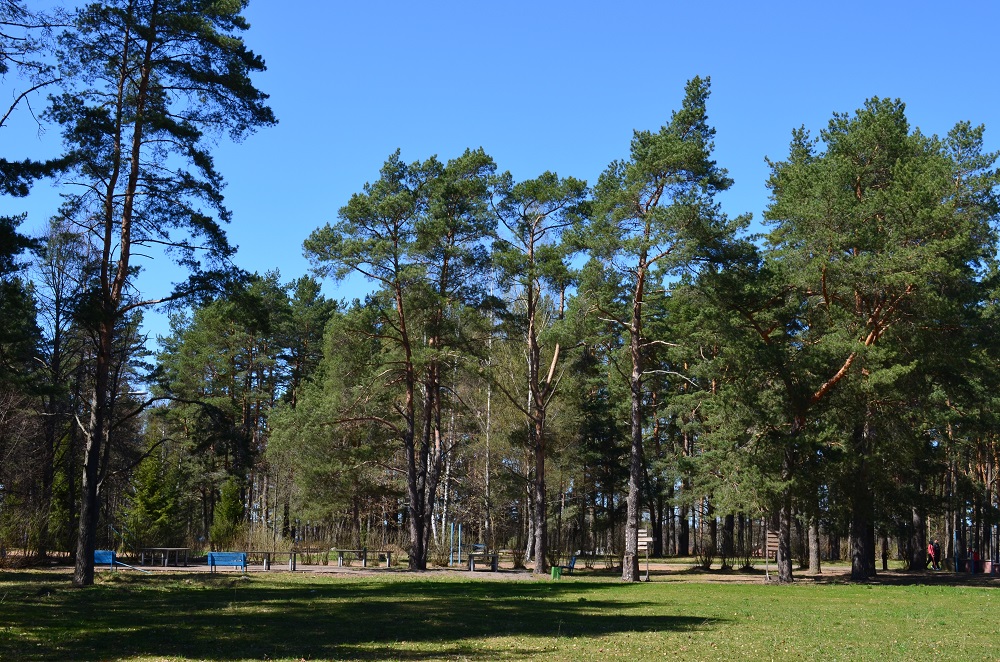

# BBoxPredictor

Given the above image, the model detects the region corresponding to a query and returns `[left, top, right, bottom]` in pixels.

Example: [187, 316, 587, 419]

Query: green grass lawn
[0, 569, 996, 661]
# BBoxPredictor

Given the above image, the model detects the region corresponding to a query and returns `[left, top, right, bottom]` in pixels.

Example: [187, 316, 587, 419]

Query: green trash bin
[551, 566, 562, 580]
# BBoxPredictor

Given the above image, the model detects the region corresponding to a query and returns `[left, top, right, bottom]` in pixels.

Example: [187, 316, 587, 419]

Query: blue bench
[559, 556, 577, 574]
[207, 551, 247, 573]
[94, 549, 117, 571]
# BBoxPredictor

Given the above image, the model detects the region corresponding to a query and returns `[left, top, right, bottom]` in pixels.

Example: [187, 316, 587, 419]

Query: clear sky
[9, 0, 1000, 342]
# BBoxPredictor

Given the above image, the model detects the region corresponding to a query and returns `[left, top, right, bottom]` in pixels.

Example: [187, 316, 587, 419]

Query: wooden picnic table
[244, 550, 282, 570]
[467, 551, 498, 572]
[287, 548, 328, 571]
[240, 550, 323, 571]
[333, 548, 366, 567]
[329, 548, 394, 568]
[140, 547, 190, 567]
[195, 548, 394, 572]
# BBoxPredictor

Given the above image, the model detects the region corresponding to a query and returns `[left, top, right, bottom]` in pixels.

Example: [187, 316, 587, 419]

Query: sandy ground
[91, 558, 1000, 586]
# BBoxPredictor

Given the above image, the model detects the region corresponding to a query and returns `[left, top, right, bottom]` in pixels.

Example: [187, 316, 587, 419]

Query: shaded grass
[0, 569, 996, 661]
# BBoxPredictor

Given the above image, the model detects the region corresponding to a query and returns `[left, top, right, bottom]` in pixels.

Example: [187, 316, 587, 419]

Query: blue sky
[9, 0, 1000, 341]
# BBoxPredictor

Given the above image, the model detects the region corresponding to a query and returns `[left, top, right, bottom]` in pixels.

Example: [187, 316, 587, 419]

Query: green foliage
[125, 452, 183, 550]
[304, 147, 499, 567]
[588, 76, 741, 280]
[0, 215, 41, 390]
[152, 271, 336, 548]
[581, 76, 748, 578]
[8, 23, 1000, 588]
[718, 96, 1000, 578]
[48, 0, 276, 284]
[45, 461, 75, 553]
[210, 476, 244, 548]
[267, 303, 402, 528]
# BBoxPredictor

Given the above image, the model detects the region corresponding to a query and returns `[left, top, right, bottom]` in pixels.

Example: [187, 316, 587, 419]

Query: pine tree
[49, 0, 275, 586]
[763, 99, 1000, 580]
[585, 77, 742, 581]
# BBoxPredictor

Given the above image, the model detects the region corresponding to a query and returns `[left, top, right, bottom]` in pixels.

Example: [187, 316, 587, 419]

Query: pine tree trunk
[405, 425, 424, 570]
[533, 426, 547, 574]
[737, 513, 747, 568]
[622, 261, 647, 582]
[74, 318, 113, 587]
[667, 493, 676, 556]
[678, 504, 689, 557]
[722, 513, 735, 569]
[777, 489, 793, 582]
[524, 483, 535, 565]
[850, 419, 876, 580]
[910, 506, 927, 571]
[652, 494, 665, 557]
[776, 443, 794, 582]
[708, 500, 718, 563]
[483, 372, 493, 549]
[808, 515, 821, 574]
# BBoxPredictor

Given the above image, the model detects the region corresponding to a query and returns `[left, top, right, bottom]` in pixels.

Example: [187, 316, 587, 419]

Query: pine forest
[3, 1, 1000, 586]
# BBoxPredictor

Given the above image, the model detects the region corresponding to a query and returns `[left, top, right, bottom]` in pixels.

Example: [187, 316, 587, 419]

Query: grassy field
[0, 568, 996, 661]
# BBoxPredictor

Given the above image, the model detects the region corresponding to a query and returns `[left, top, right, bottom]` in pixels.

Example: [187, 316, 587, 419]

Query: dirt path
[97, 559, 1000, 586]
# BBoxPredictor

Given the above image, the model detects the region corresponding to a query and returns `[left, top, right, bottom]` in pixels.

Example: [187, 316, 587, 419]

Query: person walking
[932, 539, 941, 570]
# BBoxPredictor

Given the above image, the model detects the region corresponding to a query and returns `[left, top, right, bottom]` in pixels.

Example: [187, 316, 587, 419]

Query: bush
[510, 547, 526, 569]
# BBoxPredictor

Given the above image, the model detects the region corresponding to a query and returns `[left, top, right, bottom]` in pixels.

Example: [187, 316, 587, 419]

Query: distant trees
[0, 1, 73, 564]
[303, 149, 497, 570]
[154, 273, 336, 550]
[191, 89, 1000, 583]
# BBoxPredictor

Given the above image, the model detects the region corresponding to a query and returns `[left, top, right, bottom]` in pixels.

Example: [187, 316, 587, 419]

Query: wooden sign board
[765, 530, 779, 560]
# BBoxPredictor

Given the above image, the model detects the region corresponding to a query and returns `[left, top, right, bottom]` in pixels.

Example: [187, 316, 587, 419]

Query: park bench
[550, 555, 577, 579]
[558, 555, 577, 574]
[94, 549, 117, 571]
[207, 551, 247, 573]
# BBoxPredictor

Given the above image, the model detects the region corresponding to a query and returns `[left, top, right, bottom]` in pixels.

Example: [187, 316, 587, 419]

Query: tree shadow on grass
[0, 571, 725, 660]
[806, 569, 1000, 588]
